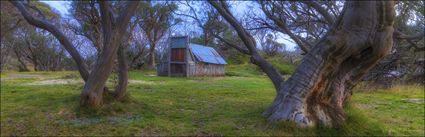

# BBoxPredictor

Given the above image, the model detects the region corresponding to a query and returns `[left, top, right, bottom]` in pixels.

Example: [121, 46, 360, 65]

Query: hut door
[170, 48, 186, 76]
[171, 48, 185, 62]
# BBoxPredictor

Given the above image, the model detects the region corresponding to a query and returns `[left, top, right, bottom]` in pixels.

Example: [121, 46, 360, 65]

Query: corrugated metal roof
[189, 43, 227, 65]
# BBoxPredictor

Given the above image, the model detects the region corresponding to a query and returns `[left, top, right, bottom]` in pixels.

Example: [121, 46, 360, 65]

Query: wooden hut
[157, 36, 227, 77]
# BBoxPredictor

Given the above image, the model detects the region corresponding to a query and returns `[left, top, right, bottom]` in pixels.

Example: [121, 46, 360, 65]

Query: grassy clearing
[352, 85, 425, 135]
[1, 70, 424, 136]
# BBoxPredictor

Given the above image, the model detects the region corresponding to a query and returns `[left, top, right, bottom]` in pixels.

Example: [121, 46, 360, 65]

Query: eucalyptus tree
[11, 1, 140, 108]
[1, 1, 57, 71]
[67, 1, 141, 100]
[254, 30, 285, 57]
[350, 1, 424, 84]
[136, 1, 180, 69]
[208, 1, 397, 127]
[127, 29, 150, 69]
[12, 27, 65, 71]
[257, 1, 424, 84]
[68, 1, 103, 52]
[254, 1, 342, 54]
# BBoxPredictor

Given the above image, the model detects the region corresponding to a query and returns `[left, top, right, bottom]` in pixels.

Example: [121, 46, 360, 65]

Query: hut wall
[187, 62, 196, 77]
[193, 63, 225, 76]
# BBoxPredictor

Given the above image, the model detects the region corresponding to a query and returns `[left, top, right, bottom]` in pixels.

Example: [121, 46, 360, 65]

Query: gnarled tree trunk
[263, 1, 395, 127]
[210, 0, 394, 127]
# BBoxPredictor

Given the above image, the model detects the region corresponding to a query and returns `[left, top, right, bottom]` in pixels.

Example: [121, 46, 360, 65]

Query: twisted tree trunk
[263, 1, 395, 127]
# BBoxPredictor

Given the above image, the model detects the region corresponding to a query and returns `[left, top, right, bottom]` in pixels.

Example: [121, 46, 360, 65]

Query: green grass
[225, 63, 263, 77]
[1, 70, 424, 136]
[266, 56, 296, 75]
[352, 85, 425, 135]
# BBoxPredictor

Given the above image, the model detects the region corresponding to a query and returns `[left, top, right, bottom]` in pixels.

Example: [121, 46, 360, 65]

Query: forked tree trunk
[79, 32, 122, 107]
[79, 1, 139, 108]
[12, 1, 139, 109]
[263, 1, 395, 127]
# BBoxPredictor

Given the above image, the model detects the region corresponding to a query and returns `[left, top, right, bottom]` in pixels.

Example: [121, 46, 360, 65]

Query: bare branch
[394, 30, 424, 40]
[209, 1, 285, 91]
[173, 2, 250, 54]
[301, 1, 335, 24]
[116, 1, 140, 31]
[210, 33, 250, 54]
[209, 1, 257, 54]
[259, 1, 311, 53]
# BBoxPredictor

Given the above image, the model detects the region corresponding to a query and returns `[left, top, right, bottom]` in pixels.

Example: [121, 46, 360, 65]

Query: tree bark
[79, 1, 139, 108]
[148, 43, 156, 69]
[263, 1, 395, 127]
[114, 20, 137, 100]
[114, 45, 129, 101]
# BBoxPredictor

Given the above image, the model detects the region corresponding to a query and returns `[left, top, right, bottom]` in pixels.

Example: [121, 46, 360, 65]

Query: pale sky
[42, 1, 70, 16]
[42, 1, 297, 51]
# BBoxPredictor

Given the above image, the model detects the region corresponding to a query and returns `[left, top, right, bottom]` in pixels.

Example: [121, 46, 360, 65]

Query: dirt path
[1, 73, 45, 80]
